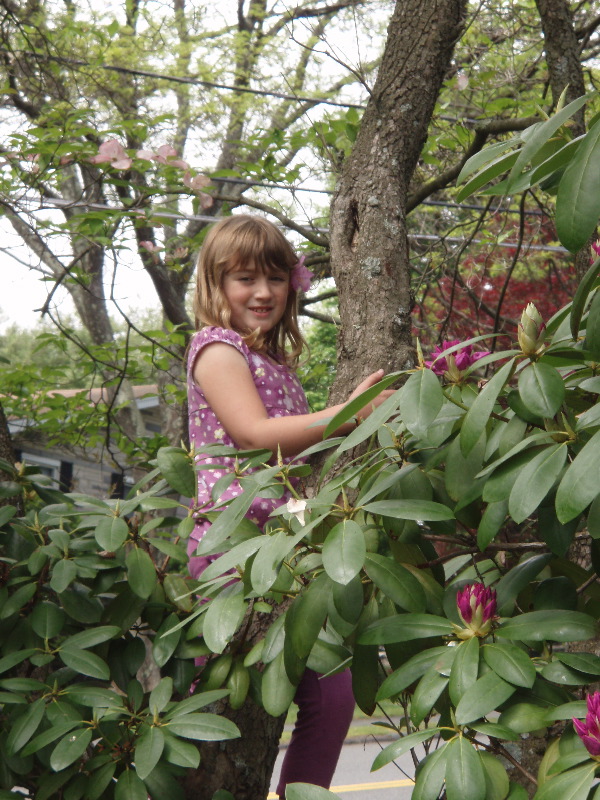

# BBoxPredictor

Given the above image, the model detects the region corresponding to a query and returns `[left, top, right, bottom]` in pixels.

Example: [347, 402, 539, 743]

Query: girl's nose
[254, 277, 272, 298]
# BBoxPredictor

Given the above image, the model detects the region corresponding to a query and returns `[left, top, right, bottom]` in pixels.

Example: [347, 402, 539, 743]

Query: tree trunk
[328, 0, 469, 401]
[534, 0, 592, 280]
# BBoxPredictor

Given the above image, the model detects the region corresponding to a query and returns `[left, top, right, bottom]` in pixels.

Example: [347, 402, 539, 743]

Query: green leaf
[262, 651, 296, 717]
[322, 520, 366, 585]
[483, 642, 536, 688]
[445, 736, 486, 800]
[49, 558, 78, 593]
[371, 729, 440, 772]
[507, 93, 591, 192]
[203, 591, 246, 655]
[335, 389, 403, 454]
[533, 762, 596, 800]
[399, 369, 444, 438]
[135, 726, 165, 780]
[508, 445, 567, 524]
[556, 651, 600, 675]
[286, 573, 331, 660]
[469, 721, 521, 742]
[570, 256, 600, 340]
[446, 431, 486, 502]
[156, 446, 197, 498]
[496, 610, 597, 642]
[377, 646, 449, 700]
[495, 554, 553, 616]
[556, 119, 600, 252]
[126, 546, 157, 599]
[200, 536, 265, 582]
[364, 553, 426, 613]
[460, 358, 515, 455]
[149, 677, 173, 715]
[585, 290, 600, 360]
[455, 671, 516, 725]
[412, 744, 448, 800]
[62, 625, 121, 650]
[456, 150, 520, 202]
[6, 697, 46, 754]
[477, 500, 508, 550]
[556, 428, 600, 522]
[153, 613, 181, 668]
[480, 752, 510, 800]
[518, 363, 565, 419]
[94, 516, 129, 551]
[166, 712, 240, 741]
[359, 614, 453, 645]
[499, 702, 551, 734]
[50, 727, 92, 771]
[323, 372, 402, 437]
[456, 136, 522, 184]
[351, 643, 379, 715]
[449, 636, 480, 705]
[115, 769, 148, 800]
[31, 602, 65, 639]
[411, 666, 449, 726]
[60, 648, 110, 680]
[362, 499, 454, 521]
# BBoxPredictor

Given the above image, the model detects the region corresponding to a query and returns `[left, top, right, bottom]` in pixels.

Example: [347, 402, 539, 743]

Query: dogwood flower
[291, 256, 313, 292]
[89, 139, 132, 170]
[573, 692, 600, 758]
[286, 498, 307, 526]
[425, 340, 490, 383]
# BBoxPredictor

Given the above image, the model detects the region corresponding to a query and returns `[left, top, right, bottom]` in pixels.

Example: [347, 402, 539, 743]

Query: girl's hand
[347, 369, 396, 421]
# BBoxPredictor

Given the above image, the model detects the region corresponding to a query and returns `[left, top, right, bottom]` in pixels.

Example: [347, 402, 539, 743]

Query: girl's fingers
[348, 369, 385, 399]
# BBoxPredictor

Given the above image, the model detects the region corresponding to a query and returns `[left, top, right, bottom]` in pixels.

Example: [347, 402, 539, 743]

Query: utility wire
[28, 196, 570, 255]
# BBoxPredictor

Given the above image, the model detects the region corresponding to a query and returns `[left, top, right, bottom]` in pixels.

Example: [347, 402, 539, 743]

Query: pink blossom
[573, 693, 600, 757]
[89, 139, 132, 170]
[139, 240, 160, 253]
[592, 240, 600, 258]
[290, 255, 313, 292]
[135, 149, 155, 161]
[425, 340, 490, 382]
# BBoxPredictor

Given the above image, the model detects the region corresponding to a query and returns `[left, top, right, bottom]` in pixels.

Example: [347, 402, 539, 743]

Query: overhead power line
[29, 197, 570, 255]
[2, 48, 366, 110]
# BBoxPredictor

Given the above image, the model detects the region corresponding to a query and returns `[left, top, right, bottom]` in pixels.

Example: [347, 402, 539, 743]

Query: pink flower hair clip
[290, 255, 314, 293]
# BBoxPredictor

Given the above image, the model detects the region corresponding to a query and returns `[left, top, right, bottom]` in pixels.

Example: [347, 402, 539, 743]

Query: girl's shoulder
[188, 327, 250, 365]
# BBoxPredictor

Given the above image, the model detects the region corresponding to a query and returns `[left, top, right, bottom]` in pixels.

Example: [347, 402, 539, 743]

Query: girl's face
[222, 263, 290, 335]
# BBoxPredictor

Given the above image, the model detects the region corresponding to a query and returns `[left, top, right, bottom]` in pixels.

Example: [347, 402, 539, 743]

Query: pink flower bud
[425, 341, 490, 382]
[574, 692, 600, 758]
[453, 583, 497, 639]
[290, 256, 313, 292]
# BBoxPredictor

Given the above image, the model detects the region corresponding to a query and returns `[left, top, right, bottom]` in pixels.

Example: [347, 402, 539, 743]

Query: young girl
[187, 214, 392, 797]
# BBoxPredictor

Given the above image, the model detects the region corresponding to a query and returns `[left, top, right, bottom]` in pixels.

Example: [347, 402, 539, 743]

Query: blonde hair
[193, 215, 306, 367]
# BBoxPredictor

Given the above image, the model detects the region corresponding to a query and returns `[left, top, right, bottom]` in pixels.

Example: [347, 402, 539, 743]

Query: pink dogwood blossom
[89, 139, 132, 170]
[573, 692, 600, 757]
[290, 255, 313, 292]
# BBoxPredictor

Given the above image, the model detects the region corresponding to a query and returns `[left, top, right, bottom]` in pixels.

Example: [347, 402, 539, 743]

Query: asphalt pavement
[268, 720, 417, 799]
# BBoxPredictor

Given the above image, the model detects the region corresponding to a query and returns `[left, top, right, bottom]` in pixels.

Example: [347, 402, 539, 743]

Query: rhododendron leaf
[460, 358, 515, 456]
[400, 369, 444, 438]
[518, 363, 565, 419]
[556, 118, 600, 253]
[555, 429, 600, 522]
[445, 736, 486, 800]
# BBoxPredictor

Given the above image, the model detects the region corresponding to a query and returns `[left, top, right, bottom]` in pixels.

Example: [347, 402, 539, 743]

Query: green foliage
[456, 92, 600, 253]
[0, 458, 241, 798]
[178, 275, 600, 799]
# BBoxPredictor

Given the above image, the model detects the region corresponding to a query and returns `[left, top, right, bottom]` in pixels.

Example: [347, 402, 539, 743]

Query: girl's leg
[276, 668, 355, 798]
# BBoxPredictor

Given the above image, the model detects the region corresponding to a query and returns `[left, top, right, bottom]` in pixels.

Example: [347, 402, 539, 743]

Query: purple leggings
[187, 542, 355, 796]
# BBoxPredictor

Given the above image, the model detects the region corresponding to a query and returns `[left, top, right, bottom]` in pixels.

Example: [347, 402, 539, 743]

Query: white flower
[286, 498, 307, 526]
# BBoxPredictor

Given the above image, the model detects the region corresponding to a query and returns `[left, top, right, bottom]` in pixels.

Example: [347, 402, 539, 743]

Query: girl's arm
[193, 343, 394, 458]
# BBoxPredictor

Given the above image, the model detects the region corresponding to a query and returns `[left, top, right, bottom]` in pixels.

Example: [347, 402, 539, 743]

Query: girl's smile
[223, 267, 289, 334]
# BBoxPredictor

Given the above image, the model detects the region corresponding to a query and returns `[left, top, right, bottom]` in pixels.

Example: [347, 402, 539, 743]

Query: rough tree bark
[328, 0, 469, 400]
[534, 0, 592, 282]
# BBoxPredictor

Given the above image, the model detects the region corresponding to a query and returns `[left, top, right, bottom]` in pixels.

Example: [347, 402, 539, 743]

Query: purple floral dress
[186, 327, 309, 564]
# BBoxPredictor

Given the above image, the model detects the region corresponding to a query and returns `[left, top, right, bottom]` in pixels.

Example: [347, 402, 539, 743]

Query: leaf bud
[518, 303, 546, 358]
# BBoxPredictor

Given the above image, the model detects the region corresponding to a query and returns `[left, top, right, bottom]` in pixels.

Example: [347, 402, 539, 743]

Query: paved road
[269, 730, 416, 799]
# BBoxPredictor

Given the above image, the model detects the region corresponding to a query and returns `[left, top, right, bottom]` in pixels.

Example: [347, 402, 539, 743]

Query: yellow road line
[267, 778, 414, 798]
